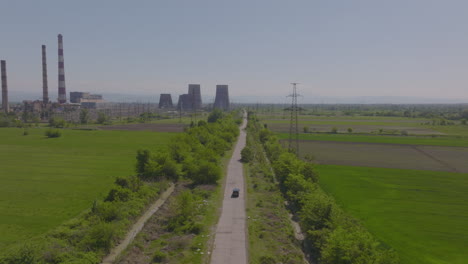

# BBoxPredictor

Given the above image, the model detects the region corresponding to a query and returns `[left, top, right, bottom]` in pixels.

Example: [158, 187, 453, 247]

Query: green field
[277, 133, 468, 147]
[0, 127, 175, 250]
[317, 165, 468, 264]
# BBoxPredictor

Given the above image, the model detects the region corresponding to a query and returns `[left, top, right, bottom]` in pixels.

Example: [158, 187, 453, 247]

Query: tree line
[244, 111, 399, 264]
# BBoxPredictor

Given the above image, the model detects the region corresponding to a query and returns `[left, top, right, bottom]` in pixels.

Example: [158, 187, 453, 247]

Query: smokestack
[214, 84, 230, 111]
[57, 34, 67, 104]
[1, 60, 8, 113]
[42, 45, 49, 104]
[188, 84, 202, 110]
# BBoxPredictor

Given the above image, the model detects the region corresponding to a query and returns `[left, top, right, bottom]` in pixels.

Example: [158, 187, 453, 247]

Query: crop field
[260, 115, 468, 136]
[277, 133, 468, 147]
[316, 165, 468, 264]
[0, 127, 175, 250]
[290, 140, 468, 173]
[98, 122, 185, 132]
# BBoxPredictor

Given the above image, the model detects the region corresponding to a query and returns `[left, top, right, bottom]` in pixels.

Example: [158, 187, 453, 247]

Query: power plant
[2, 32, 233, 121]
[188, 84, 202, 110]
[158, 94, 173, 108]
[42, 45, 49, 104]
[1, 60, 8, 113]
[214, 85, 230, 110]
[57, 34, 67, 104]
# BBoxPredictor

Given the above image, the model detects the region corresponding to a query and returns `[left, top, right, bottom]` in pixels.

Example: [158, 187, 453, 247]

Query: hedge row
[247, 111, 399, 264]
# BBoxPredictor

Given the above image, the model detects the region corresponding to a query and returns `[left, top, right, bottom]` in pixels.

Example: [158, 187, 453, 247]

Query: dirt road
[101, 183, 174, 264]
[210, 115, 248, 264]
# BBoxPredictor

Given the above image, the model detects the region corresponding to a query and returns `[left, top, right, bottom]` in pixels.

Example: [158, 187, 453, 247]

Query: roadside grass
[245, 164, 305, 264]
[265, 119, 427, 127]
[316, 164, 468, 264]
[0, 127, 175, 250]
[276, 132, 468, 147]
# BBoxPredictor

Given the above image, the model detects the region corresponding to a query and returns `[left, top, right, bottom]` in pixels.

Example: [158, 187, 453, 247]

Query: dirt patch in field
[98, 123, 185, 132]
[288, 140, 468, 173]
[271, 123, 443, 135]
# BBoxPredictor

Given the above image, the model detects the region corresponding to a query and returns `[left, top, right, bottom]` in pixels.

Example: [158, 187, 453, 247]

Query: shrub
[400, 130, 408, 136]
[330, 127, 338, 134]
[303, 126, 309, 133]
[240, 146, 253, 163]
[152, 251, 167, 263]
[45, 129, 61, 138]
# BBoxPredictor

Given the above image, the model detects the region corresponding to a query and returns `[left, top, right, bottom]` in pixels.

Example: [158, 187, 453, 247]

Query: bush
[192, 161, 221, 184]
[330, 127, 338, 134]
[152, 251, 167, 263]
[400, 130, 408, 136]
[45, 129, 61, 138]
[240, 146, 253, 163]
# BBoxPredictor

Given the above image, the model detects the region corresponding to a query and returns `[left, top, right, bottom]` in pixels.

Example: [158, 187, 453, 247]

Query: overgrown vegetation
[247, 111, 399, 264]
[244, 118, 305, 263]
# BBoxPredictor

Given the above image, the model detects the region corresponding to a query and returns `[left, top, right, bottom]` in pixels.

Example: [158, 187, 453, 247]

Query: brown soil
[269, 123, 443, 135]
[293, 140, 468, 173]
[99, 123, 185, 132]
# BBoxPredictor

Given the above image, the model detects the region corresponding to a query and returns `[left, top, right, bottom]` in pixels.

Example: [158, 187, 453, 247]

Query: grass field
[0, 127, 175, 250]
[277, 133, 468, 147]
[317, 165, 468, 264]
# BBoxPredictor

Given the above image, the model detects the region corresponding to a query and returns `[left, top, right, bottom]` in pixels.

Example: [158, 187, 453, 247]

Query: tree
[240, 146, 253, 163]
[79, 109, 89, 124]
[331, 127, 338, 134]
[208, 109, 223, 123]
[97, 111, 108, 124]
[192, 161, 221, 184]
[347, 127, 353, 133]
[303, 126, 309, 133]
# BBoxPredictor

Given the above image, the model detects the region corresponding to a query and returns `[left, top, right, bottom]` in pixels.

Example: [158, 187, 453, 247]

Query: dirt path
[101, 183, 175, 264]
[210, 115, 248, 264]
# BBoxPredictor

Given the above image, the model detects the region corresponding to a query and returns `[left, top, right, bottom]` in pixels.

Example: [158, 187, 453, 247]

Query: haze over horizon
[1, 0, 468, 103]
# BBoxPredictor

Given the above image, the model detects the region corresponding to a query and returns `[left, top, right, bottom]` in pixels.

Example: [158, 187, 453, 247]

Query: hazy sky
[1, 0, 468, 102]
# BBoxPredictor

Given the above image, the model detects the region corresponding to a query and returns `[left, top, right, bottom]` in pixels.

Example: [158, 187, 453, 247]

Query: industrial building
[158, 94, 173, 108]
[214, 84, 230, 110]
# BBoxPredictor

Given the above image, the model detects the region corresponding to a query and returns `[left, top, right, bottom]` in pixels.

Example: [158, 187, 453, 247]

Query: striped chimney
[1, 60, 8, 113]
[57, 34, 67, 104]
[42, 45, 49, 104]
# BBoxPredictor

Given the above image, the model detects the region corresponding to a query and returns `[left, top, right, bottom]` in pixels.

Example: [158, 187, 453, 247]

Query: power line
[287, 82, 300, 156]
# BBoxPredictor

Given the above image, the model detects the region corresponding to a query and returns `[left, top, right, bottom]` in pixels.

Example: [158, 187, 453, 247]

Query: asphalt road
[210, 115, 248, 264]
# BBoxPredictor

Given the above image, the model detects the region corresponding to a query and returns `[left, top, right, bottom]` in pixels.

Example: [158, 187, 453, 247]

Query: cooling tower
[213, 85, 229, 111]
[188, 84, 202, 110]
[42, 45, 49, 104]
[177, 94, 191, 111]
[57, 34, 67, 104]
[1, 60, 8, 113]
[158, 94, 173, 108]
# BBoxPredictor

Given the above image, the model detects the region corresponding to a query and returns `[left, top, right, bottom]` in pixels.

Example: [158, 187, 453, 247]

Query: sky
[1, 0, 468, 103]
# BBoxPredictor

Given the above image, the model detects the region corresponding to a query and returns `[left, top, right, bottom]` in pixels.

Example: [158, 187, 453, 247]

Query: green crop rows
[317, 165, 468, 264]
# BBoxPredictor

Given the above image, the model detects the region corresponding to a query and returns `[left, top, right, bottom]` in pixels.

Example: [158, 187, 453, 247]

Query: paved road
[211, 115, 248, 264]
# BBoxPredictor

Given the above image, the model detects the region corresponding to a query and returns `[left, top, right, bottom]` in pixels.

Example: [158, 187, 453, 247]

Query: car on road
[231, 188, 240, 198]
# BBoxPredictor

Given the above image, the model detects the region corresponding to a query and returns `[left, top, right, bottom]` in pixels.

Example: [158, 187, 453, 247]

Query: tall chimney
[42, 45, 49, 104]
[57, 34, 67, 104]
[1, 60, 8, 113]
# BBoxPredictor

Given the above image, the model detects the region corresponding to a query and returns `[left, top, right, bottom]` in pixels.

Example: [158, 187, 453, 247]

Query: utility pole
[288, 83, 300, 156]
